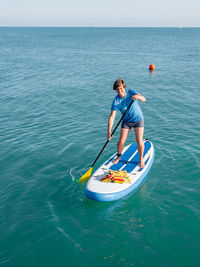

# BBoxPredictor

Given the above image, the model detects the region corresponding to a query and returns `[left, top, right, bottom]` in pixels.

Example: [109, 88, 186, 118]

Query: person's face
[116, 85, 126, 98]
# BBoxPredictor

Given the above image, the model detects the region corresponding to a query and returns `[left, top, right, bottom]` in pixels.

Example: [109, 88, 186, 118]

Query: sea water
[0, 27, 200, 267]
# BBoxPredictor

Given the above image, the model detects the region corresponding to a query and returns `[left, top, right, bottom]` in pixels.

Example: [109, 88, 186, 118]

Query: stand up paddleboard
[85, 139, 154, 201]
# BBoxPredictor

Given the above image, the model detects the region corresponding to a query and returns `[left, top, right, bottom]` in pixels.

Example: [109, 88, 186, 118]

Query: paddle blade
[78, 167, 93, 183]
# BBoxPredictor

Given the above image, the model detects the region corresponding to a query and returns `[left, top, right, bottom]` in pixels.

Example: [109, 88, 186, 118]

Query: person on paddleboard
[107, 78, 146, 168]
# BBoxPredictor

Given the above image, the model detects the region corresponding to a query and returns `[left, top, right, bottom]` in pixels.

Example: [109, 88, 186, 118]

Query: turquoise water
[0, 27, 200, 266]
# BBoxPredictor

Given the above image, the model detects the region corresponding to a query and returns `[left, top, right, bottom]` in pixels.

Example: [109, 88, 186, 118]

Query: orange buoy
[149, 64, 155, 70]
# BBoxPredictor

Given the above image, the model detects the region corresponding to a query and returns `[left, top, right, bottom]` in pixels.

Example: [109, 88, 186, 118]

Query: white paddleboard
[85, 139, 155, 201]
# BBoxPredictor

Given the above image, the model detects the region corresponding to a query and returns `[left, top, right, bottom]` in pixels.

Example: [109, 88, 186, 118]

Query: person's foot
[113, 156, 121, 164]
[140, 159, 145, 168]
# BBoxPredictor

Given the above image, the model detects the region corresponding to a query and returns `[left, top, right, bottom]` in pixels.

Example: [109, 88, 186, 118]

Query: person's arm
[107, 110, 116, 140]
[134, 94, 146, 102]
[129, 89, 146, 102]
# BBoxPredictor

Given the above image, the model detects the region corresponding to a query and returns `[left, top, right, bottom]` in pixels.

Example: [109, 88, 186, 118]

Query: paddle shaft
[91, 99, 134, 168]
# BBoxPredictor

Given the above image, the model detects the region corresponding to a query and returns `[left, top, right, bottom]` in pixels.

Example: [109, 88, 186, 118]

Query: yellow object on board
[101, 170, 131, 184]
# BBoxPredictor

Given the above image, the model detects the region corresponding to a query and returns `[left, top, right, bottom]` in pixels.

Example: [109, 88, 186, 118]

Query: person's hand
[107, 132, 112, 141]
[132, 95, 138, 100]
[133, 94, 146, 102]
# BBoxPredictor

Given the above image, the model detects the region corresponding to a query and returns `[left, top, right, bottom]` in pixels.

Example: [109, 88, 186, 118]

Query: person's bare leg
[113, 128, 130, 164]
[134, 127, 145, 168]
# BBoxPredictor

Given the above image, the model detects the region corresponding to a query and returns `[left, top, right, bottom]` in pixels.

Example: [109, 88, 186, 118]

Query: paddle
[78, 98, 135, 183]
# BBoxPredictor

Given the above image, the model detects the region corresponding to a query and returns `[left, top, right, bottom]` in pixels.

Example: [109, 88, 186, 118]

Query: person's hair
[113, 78, 126, 90]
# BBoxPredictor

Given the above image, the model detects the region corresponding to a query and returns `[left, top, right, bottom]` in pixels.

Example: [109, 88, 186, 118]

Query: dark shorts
[121, 119, 144, 129]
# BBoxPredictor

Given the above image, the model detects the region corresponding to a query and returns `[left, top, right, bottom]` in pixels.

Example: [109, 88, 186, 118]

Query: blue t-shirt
[111, 89, 143, 122]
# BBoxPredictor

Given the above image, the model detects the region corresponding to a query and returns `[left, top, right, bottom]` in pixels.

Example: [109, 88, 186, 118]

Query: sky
[0, 0, 200, 27]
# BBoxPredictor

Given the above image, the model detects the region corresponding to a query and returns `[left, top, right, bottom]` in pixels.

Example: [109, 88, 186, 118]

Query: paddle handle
[91, 99, 134, 168]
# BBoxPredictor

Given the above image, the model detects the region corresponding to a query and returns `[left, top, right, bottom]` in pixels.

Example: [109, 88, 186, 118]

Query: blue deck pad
[109, 142, 138, 171]
[122, 141, 151, 173]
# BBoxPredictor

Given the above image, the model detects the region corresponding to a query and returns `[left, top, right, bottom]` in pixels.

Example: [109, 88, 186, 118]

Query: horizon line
[0, 26, 200, 28]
